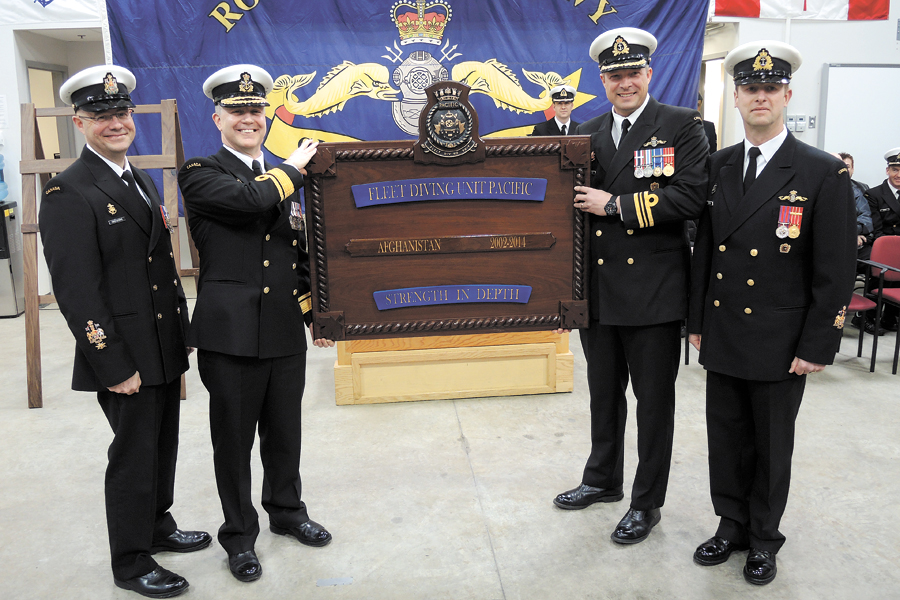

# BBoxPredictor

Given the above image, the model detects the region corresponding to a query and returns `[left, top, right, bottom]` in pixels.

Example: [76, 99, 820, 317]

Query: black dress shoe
[150, 529, 213, 554]
[114, 566, 189, 598]
[610, 507, 661, 544]
[270, 519, 332, 547]
[864, 320, 887, 336]
[553, 483, 624, 509]
[228, 550, 262, 582]
[743, 548, 777, 585]
[693, 536, 749, 566]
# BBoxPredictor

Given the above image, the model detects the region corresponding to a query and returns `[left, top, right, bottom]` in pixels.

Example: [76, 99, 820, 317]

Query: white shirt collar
[554, 117, 571, 132]
[889, 181, 900, 197]
[85, 143, 131, 178]
[223, 144, 264, 171]
[611, 93, 650, 145]
[742, 127, 788, 176]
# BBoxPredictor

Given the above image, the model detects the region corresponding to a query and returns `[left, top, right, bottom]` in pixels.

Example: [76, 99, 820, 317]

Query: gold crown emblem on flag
[391, 0, 452, 46]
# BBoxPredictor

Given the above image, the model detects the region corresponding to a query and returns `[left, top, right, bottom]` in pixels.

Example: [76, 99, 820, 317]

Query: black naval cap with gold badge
[885, 148, 900, 166]
[589, 27, 658, 74]
[550, 85, 576, 102]
[59, 65, 137, 113]
[203, 64, 274, 107]
[724, 40, 802, 86]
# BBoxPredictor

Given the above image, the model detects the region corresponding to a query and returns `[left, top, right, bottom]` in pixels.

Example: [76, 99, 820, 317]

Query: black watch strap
[604, 196, 618, 216]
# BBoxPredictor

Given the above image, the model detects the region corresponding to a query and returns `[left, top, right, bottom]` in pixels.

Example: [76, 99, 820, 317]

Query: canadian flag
[714, 0, 889, 20]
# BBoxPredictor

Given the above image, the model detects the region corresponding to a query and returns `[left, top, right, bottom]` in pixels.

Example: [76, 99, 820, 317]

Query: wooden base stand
[334, 332, 572, 405]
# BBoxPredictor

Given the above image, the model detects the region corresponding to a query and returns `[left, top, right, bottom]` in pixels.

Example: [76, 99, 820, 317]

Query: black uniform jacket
[178, 147, 312, 359]
[688, 134, 856, 381]
[865, 180, 900, 239]
[40, 148, 190, 391]
[529, 118, 579, 136]
[583, 96, 708, 325]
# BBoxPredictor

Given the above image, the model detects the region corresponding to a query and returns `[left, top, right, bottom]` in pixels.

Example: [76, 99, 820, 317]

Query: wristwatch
[604, 197, 618, 217]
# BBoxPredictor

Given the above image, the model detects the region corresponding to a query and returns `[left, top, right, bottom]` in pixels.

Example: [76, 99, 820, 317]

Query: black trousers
[578, 320, 681, 510]
[198, 350, 309, 555]
[706, 370, 806, 553]
[97, 378, 180, 580]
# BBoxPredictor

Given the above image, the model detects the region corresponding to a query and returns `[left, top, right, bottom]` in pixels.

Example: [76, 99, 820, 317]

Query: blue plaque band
[374, 284, 532, 311]
[353, 177, 547, 208]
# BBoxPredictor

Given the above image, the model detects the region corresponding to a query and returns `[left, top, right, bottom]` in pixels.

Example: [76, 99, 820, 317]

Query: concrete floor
[1, 301, 899, 600]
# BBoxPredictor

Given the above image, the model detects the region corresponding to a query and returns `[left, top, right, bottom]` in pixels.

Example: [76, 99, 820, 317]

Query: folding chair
[844, 274, 877, 370]
[863, 236, 900, 374]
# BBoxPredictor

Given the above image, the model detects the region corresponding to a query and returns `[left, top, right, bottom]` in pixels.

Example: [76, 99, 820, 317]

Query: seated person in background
[856, 147, 900, 334]
[529, 85, 578, 136]
[835, 153, 873, 258]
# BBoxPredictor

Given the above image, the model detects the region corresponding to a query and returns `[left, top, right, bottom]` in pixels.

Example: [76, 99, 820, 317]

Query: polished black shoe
[114, 566, 189, 598]
[883, 319, 900, 332]
[693, 536, 749, 566]
[150, 529, 213, 554]
[270, 519, 332, 547]
[553, 483, 624, 510]
[743, 548, 777, 585]
[864, 320, 887, 336]
[610, 507, 661, 544]
[228, 550, 262, 582]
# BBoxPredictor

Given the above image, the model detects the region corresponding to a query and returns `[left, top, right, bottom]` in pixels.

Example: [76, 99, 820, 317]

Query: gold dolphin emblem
[779, 190, 807, 203]
[273, 62, 399, 119]
[452, 59, 568, 114]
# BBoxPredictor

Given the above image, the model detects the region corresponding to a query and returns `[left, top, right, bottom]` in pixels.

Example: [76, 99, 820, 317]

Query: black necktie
[121, 170, 151, 210]
[560, 124, 567, 136]
[619, 119, 631, 146]
[744, 147, 761, 194]
[252, 160, 263, 176]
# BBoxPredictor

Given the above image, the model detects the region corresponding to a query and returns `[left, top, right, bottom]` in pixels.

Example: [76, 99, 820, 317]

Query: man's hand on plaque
[286, 138, 319, 175]
[573, 186, 614, 216]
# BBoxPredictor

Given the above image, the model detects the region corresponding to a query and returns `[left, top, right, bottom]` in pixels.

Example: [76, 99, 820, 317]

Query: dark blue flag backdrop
[107, 0, 707, 191]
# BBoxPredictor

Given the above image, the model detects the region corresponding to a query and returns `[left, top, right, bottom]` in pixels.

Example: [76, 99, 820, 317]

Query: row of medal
[776, 205, 803, 239]
[633, 147, 674, 179]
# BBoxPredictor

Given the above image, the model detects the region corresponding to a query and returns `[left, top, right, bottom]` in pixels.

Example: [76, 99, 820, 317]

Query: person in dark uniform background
[858, 148, 900, 332]
[552, 28, 708, 545]
[529, 85, 579, 136]
[698, 93, 718, 153]
[178, 64, 334, 584]
[688, 41, 855, 586]
[40, 65, 210, 599]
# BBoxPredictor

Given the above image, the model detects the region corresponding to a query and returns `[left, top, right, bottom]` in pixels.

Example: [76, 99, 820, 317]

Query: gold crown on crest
[391, 0, 452, 46]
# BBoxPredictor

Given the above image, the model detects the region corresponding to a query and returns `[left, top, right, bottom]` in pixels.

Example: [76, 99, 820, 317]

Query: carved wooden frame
[305, 137, 590, 341]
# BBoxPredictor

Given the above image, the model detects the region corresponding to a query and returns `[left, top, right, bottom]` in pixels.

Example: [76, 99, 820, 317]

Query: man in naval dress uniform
[178, 64, 333, 584]
[529, 85, 580, 136]
[40, 65, 210, 599]
[552, 27, 709, 545]
[688, 41, 855, 585]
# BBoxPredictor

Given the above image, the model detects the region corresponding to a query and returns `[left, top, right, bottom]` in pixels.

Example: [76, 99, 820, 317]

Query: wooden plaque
[305, 82, 590, 341]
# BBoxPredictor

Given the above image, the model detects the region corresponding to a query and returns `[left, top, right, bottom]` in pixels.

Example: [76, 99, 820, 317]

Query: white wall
[3, 27, 104, 293]
[706, 0, 900, 186]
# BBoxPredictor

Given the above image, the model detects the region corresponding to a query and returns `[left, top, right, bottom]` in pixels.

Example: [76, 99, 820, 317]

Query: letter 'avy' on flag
[714, 0, 889, 20]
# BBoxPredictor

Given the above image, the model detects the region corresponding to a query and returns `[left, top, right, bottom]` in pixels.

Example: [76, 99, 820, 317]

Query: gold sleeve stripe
[299, 293, 312, 314]
[254, 168, 296, 201]
[642, 192, 658, 228]
[269, 168, 296, 200]
[633, 191, 659, 228]
[633, 193, 646, 229]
